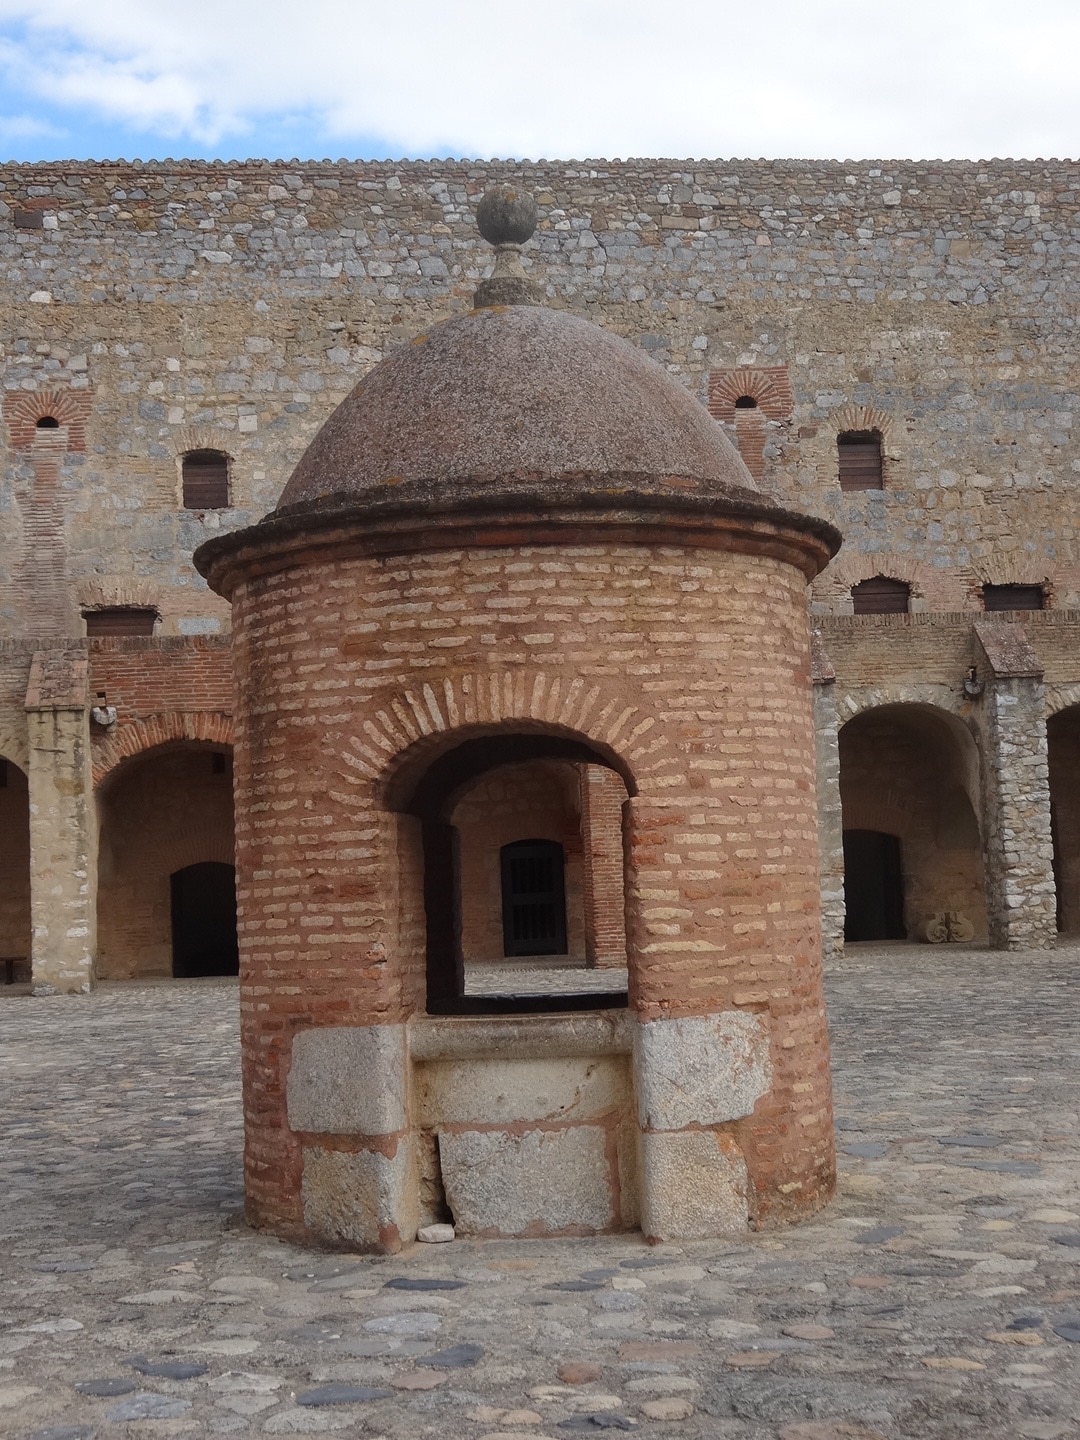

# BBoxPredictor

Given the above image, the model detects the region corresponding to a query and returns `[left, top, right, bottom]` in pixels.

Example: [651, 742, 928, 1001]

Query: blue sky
[1, 0, 1079, 164]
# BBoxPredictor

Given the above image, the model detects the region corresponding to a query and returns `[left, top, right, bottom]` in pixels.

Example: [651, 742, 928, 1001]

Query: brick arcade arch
[92, 711, 234, 788]
[1046, 704, 1080, 933]
[839, 702, 986, 943]
[0, 755, 31, 984]
[95, 739, 236, 980]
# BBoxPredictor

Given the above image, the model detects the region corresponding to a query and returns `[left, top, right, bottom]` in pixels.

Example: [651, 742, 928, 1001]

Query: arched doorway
[96, 743, 236, 979]
[390, 728, 632, 1014]
[0, 756, 31, 984]
[839, 704, 986, 943]
[171, 861, 239, 977]
[1047, 706, 1080, 933]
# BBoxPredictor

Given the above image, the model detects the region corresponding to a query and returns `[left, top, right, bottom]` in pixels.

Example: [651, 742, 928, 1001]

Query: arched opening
[0, 757, 31, 985]
[733, 395, 758, 409]
[392, 729, 631, 1014]
[839, 704, 986, 943]
[35, 415, 60, 430]
[1047, 706, 1080, 933]
[96, 742, 236, 979]
[171, 861, 239, 977]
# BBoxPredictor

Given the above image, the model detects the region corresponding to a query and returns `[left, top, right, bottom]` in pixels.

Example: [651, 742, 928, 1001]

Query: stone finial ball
[476, 185, 538, 246]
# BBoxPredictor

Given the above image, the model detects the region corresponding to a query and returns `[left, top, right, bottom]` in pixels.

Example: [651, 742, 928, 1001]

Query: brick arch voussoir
[3, 386, 93, 452]
[335, 671, 679, 807]
[1045, 684, 1080, 719]
[836, 684, 966, 726]
[93, 711, 234, 787]
[827, 551, 933, 598]
[708, 366, 793, 423]
[174, 426, 236, 461]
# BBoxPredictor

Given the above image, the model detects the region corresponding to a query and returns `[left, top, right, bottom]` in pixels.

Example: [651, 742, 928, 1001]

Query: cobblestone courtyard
[2, 948, 1079, 1440]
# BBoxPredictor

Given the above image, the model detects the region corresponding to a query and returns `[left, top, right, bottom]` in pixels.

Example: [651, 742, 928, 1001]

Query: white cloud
[0, 0, 1078, 158]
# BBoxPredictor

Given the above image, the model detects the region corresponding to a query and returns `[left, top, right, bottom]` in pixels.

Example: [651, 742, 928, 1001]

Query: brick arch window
[734, 395, 758, 410]
[838, 430, 884, 491]
[852, 576, 910, 615]
[182, 449, 230, 509]
[35, 416, 60, 430]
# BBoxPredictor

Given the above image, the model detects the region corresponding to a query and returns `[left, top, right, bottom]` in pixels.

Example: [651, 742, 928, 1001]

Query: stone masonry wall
[3, 158, 1080, 648]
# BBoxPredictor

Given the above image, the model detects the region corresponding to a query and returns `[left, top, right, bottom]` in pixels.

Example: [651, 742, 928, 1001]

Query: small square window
[84, 608, 158, 637]
[982, 584, 1044, 612]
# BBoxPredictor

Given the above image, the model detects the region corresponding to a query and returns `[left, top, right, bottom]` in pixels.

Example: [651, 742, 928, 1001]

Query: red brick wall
[229, 539, 832, 1235]
[581, 764, 628, 966]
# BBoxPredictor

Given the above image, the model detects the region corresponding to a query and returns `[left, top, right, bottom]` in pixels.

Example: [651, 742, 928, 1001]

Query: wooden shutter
[982, 584, 1044, 612]
[851, 577, 910, 615]
[501, 840, 568, 957]
[84, 608, 158, 637]
[182, 450, 229, 508]
[838, 431, 883, 491]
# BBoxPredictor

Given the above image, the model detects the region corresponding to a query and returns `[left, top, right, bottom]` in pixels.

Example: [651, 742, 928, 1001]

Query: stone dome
[274, 303, 757, 516]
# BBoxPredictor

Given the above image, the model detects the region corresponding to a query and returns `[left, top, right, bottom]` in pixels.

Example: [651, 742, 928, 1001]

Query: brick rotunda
[195, 187, 842, 1250]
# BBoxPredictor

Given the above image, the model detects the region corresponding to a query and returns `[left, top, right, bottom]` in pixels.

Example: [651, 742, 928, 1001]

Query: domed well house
[194, 188, 841, 1248]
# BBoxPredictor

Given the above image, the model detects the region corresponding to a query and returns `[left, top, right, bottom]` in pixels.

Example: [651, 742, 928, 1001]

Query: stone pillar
[973, 620, 1056, 950]
[811, 631, 845, 964]
[24, 649, 96, 994]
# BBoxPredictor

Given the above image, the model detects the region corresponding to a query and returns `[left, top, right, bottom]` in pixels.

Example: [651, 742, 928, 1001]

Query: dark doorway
[171, 862, 239, 977]
[843, 829, 905, 941]
[501, 840, 568, 956]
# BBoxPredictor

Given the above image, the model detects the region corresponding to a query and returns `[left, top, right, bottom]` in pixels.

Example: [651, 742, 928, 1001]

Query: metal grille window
[851, 576, 910, 615]
[838, 430, 884, 491]
[982, 584, 1045, 612]
[84, 607, 158, 637]
[182, 449, 230, 509]
[500, 839, 568, 957]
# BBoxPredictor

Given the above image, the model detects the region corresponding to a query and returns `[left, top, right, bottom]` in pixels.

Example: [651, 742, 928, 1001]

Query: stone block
[301, 1143, 413, 1249]
[439, 1127, 614, 1236]
[287, 1025, 406, 1135]
[414, 1055, 629, 1127]
[640, 1130, 749, 1240]
[634, 1012, 771, 1130]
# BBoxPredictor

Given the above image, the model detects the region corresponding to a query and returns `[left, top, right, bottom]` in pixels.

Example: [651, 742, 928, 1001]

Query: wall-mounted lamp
[963, 665, 984, 699]
[90, 691, 117, 727]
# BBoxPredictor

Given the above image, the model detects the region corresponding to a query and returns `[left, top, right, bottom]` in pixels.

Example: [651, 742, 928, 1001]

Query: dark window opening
[182, 449, 230, 509]
[501, 840, 568, 957]
[171, 862, 239, 977]
[35, 416, 60, 429]
[84, 608, 158, 638]
[852, 576, 911, 615]
[734, 395, 758, 409]
[211, 752, 231, 777]
[838, 429, 884, 491]
[844, 829, 905, 941]
[982, 584, 1045, 612]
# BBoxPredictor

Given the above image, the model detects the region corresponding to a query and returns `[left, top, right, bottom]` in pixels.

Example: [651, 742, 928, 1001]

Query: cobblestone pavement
[2, 946, 1079, 1440]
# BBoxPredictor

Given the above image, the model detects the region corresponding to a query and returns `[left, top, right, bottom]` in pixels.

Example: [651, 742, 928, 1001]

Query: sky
[0, 0, 1078, 164]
